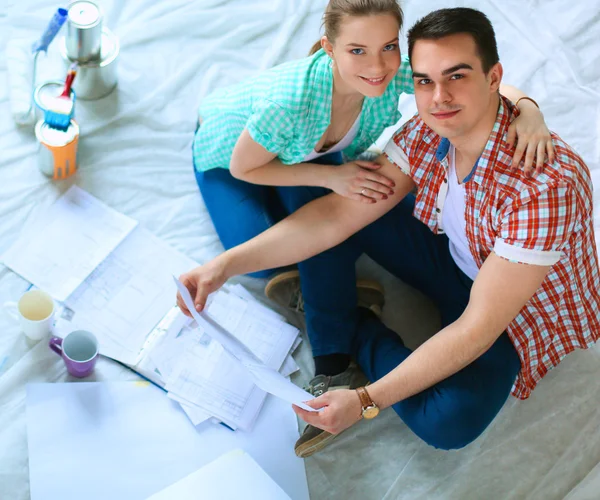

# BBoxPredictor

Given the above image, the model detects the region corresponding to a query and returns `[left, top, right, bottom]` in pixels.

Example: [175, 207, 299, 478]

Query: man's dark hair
[407, 8, 500, 73]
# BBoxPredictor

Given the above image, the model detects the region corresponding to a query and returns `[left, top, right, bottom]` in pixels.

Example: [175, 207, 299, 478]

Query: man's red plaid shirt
[383, 97, 600, 399]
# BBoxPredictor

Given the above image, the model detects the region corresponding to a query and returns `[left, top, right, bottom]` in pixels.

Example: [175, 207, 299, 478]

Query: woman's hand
[176, 258, 228, 316]
[506, 101, 555, 177]
[325, 160, 395, 203]
[293, 389, 363, 435]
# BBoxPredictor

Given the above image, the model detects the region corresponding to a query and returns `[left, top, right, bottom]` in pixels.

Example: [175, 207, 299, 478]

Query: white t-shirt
[383, 139, 564, 280]
[303, 113, 361, 162]
[441, 146, 480, 280]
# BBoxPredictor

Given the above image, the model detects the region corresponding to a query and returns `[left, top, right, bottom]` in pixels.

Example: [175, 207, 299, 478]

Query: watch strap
[356, 386, 374, 411]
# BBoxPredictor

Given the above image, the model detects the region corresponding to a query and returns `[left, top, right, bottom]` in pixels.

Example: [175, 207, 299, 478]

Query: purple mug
[49, 330, 99, 378]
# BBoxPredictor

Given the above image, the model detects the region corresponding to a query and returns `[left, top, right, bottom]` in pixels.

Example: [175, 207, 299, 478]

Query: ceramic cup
[4, 289, 55, 341]
[49, 329, 99, 378]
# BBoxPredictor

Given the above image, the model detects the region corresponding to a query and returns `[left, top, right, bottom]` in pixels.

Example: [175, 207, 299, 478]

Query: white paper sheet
[147, 315, 195, 383]
[220, 285, 301, 376]
[174, 277, 316, 412]
[146, 449, 291, 500]
[2, 186, 137, 301]
[281, 336, 303, 377]
[26, 382, 309, 500]
[65, 227, 197, 363]
[164, 315, 286, 429]
[174, 278, 263, 364]
[245, 363, 317, 411]
[225, 283, 287, 322]
[280, 352, 300, 377]
[156, 314, 297, 428]
[165, 328, 261, 429]
[170, 397, 212, 427]
[205, 289, 300, 366]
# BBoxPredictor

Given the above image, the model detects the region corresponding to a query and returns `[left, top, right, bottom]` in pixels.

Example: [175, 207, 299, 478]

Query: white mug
[4, 289, 56, 341]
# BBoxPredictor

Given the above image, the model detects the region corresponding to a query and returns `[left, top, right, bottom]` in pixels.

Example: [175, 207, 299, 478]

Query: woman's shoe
[264, 270, 384, 316]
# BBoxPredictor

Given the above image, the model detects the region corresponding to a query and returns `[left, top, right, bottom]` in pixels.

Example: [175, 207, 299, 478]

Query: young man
[178, 8, 600, 456]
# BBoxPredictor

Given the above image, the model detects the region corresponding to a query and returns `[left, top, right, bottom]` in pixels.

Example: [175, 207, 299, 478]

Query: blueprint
[65, 226, 197, 363]
[2, 186, 137, 301]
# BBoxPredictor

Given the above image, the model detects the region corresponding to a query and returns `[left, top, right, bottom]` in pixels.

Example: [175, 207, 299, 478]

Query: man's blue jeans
[296, 192, 522, 450]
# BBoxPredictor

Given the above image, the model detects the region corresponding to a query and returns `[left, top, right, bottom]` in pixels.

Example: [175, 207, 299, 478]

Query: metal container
[35, 119, 79, 179]
[33, 81, 76, 122]
[60, 27, 119, 100]
[66, 1, 103, 62]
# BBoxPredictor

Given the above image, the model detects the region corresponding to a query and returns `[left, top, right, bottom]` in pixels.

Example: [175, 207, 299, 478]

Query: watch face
[363, 405, 380, 419]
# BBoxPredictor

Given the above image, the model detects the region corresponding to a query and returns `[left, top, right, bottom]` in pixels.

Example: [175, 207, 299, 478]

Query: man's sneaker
[294, 364, 370, 458]
[265, 270, 384, 316]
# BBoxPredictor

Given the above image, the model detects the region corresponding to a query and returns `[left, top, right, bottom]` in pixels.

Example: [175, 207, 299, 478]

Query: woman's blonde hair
[309, 0, 404, 55]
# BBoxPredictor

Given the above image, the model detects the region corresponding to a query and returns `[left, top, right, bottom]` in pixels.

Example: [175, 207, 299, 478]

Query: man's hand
[176, 258, 228, 315]
[325, 160, 396, 203]
[293, 389, 364, 435]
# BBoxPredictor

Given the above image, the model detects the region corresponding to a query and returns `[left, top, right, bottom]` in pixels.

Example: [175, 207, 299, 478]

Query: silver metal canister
[35, 119, 79, 180]
[66, 1, 103, 62]
[60, 27, 119, 100]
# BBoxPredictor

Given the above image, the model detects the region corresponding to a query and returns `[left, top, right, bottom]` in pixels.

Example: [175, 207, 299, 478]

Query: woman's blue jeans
[193, 152, 343, 278]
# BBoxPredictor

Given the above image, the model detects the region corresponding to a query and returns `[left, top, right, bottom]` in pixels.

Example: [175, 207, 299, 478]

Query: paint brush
[44, 64, 77, 131]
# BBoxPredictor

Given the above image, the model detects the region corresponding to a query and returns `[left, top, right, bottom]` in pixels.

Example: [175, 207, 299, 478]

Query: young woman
[193, 0, 553, 288]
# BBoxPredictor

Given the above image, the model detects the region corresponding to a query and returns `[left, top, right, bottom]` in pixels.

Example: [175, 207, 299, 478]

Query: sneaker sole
[265, 270, 385, 301]
[295, 429, 342, 458]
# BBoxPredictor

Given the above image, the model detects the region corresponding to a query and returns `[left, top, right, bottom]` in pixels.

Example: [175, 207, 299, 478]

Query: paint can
[60, 27, 119, 100]
[35, 119, 79, 180]
[65, 1, 103, 62]
[33, 81, 76, 122]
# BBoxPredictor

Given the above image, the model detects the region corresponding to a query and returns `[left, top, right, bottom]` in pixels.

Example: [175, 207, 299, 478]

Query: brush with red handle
[44, 64, 77, 131]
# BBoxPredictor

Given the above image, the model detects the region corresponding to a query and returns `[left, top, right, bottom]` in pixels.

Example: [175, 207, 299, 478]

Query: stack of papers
[148, 285, 304, 430]
[3, 186, 306, 431]
[172, 278, 317, 428]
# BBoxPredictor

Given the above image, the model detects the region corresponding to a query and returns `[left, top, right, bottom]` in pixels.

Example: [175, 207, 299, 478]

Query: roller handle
[31, 8, 68, 53]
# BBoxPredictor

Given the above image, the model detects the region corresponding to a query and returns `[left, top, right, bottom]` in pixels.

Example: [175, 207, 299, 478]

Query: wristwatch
[356, 386, 380, 419]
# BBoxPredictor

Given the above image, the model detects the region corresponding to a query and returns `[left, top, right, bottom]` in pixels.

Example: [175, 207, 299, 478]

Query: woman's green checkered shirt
[192, 48, 414, 172]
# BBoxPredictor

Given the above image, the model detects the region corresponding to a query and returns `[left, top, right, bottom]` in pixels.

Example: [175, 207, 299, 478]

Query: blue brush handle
[31, 8, 68, 53]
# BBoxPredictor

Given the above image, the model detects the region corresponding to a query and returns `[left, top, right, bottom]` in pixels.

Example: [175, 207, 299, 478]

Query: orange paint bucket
[35, 119, 79, 180]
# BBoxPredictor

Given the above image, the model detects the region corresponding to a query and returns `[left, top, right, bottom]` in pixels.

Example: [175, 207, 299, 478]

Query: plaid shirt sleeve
[246, 99, 295, 154]
[383, 137, 411, 177]
[383, 115, 427, 180]
[494, 185, 578, 266]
